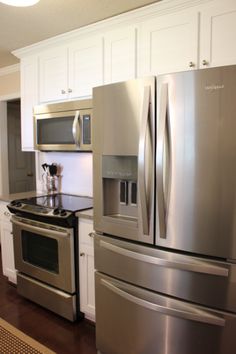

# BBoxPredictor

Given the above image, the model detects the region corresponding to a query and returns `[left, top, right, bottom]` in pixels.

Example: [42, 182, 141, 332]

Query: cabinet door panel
[104, 27, 136, 84]
[39, 47, 68, 102]
[79, 244, 95, 320]
[21, 57, 38, 151]
[0, 217, 16, 284]
[200, 0, 236, 68]
[79, 218, 95, 321]
[139, 10, 199, 76]
[68, 37, 103, 98]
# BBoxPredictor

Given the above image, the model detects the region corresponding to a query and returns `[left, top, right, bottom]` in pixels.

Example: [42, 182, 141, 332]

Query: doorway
[7, 100, 36, 193]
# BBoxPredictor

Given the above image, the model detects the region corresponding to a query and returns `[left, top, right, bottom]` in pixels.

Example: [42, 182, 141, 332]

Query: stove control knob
[15, 202, 22, 207]
[53, 208, 60, 215]
[60, 209, 67, 216]
[10, 201, 17, 206]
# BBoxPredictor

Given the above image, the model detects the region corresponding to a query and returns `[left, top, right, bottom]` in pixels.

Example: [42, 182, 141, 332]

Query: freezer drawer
[94, 234, 236, 312]
[96, 272, 236, 354]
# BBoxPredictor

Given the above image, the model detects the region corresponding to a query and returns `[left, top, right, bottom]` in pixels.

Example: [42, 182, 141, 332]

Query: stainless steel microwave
[34, 99, 92, 151]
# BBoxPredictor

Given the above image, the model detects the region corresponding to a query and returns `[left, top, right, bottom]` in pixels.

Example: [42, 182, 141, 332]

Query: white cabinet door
[0, 203, 16, 284]
[68, 37, 103, 98]
[39, 46, 68, 102]
[200, 0, 236, 68]
[79, 218, 95, 321]
[21, 56, 38, 151]
[79, 244, 95, 321]
[138, 9, 199, 76]
[104, 26, 137, 84]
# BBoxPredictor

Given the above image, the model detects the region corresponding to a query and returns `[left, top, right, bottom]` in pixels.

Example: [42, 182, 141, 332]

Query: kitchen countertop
[76, 208, 93, 220]
[0, 190, 46, 203]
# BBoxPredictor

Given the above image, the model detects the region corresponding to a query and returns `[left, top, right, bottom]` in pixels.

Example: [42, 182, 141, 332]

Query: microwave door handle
[72, 110, 81, 146]
[156, 83, 168, 239]
[138, 85, 150, 236]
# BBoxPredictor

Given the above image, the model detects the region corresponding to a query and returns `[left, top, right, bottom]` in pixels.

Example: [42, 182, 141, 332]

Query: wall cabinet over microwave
[34, 99, 92, 151]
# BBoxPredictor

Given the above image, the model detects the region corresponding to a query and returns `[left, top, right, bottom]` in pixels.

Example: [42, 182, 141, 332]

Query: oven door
[11, 215, 75, 293]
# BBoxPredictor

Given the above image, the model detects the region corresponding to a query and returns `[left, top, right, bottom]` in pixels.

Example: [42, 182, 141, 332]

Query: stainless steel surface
[17, 273, 76, 322]
[93, 77, 155, 244]
[34, 99, 92, 115]
[12, 216, 71, 238]
[94, 234, 236, 313]
[34, 99, 92, 151]
[156, 65, 236, 259]
[138, 85, 150, 236]
[101, 277, 225, 327]
[156, 82, 168, 239]
[72, 110, 81, 146]
[96, 272, 236, 354]
[94, 67, 236, 354]
[12, 215, 75, 293]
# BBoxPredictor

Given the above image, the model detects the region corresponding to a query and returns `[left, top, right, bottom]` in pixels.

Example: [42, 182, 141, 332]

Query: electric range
[8, 193, 93, 321]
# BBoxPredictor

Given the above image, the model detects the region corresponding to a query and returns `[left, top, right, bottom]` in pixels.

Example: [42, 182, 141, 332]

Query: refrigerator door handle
[156, 83, 168, 238]
[72, 110, 81, 146]
[138, 85, 151, 236]
[99, 239, 229, 277]
[101, 278, 225, 327]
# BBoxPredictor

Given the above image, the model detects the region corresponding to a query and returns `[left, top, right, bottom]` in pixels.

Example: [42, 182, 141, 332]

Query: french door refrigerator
[93, 65, 236, 354]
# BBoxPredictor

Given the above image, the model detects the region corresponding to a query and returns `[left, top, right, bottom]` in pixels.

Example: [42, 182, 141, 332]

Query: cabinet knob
[202, 60, 208, 66]
[61, 89, 66, 94]
[88, 232, 95, 238]
[189, 61, 195, 68]
[68, 88, 72, 93]
[80, 252, 85, 257]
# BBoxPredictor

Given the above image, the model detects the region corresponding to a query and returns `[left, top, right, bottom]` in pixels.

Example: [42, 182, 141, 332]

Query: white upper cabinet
[21, 56, 38, 151]
[15, 0, 236, 150]
[39, 37, 103, 103]
[199, 0, 236, 68]
[104, 26, 137, 84]
[138, 9, 199, 76]
[68, 36, 103, 98]
[39, 46, 68, 102]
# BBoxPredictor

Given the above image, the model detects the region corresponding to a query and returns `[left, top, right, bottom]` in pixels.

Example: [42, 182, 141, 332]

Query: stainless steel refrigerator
[93, 66, 236, 354]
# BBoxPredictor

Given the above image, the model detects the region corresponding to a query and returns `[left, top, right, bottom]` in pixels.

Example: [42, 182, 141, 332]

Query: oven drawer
[96, 272, 236, 354]
[17, 273, 76, 321]
[94, 234, 236, 312]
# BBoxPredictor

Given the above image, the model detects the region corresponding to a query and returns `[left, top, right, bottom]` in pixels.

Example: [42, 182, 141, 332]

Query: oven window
[22, 231, 59, 273]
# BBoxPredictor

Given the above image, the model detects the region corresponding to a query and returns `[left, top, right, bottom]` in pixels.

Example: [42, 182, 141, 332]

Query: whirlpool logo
[205, 84, 225, 91]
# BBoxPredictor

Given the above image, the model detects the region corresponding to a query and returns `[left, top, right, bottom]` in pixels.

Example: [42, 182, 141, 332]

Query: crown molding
[0, 92, 20, 101]
[12, 0, 213, 59]
[0, 64, 20, 77]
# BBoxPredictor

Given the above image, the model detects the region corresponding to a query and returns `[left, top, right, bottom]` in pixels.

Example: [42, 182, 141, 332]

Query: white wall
[36, 151, 93, 197]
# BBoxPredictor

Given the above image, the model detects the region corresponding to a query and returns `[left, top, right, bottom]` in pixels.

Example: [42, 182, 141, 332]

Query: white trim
[0, 64, 20, 77]
[0, 92, 20, 101]
[12, 0, 214, 59]
[0, 102, 9, 196]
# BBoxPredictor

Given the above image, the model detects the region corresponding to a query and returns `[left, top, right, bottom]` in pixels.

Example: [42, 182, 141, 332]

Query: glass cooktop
[19, 193, 93, 212]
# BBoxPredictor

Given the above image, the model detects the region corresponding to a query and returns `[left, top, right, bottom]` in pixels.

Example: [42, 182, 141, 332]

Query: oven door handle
[11, 216, 71, 239]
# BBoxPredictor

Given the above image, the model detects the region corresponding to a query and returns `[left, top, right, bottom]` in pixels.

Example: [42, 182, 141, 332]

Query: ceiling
[0, 0, 161, 68]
